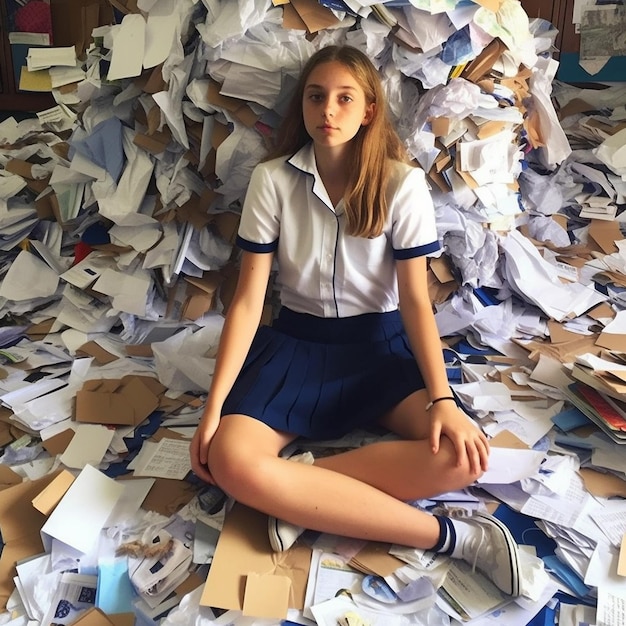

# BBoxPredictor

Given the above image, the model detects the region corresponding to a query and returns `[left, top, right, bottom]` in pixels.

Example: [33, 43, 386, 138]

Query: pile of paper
[1, 0, 626, 625]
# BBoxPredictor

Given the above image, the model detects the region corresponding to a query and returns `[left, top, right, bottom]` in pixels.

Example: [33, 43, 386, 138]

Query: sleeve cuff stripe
[393, 241, 441, 260]
[236, 235, 278, 253]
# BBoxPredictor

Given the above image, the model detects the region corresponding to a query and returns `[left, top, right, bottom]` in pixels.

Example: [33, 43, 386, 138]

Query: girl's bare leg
[206, 405, 474, 550]
[207, 403, 522, 598]
[313, 389, 482, 500]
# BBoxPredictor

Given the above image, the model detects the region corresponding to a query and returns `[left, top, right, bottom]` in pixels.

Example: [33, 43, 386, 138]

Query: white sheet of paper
[27, 46, 77, 71]
[0, 250, 60, 301]
[40, 464, 124, 554]
[144, 0, 178, 69]
[589, 501, 626, 548]
[500, 229, 607, 321]
[0, 176, 29, 202]
[530, 354, 576, 390]
[0, 116, 20, 143]
[596, 585, 626, 626]
[520, 471, 593, 529]
[108, 222, 161, 253]
[15, 552, 52, 621]
[60, 252, 118, 290]
[59, 424, 115, 470]
[596, 128, 626, 178]
[591, 445, 626, 475]
[152, 52, 194, 150]
[601, 310, 626, 334]
[92, 267, 152, 317]
[108, 14, 146, 80]
[94, 128, 155, 225]
[585, 542, 623, 592]
[12, 383, 78, 432]
[132, 438, 192, 480]
[105, 478, 155, 527]
[478, 447, 546, 485]
[0, 377, 67, 410]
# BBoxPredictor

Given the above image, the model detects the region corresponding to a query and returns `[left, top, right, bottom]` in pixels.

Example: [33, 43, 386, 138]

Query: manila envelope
[200, 503, 311, 616]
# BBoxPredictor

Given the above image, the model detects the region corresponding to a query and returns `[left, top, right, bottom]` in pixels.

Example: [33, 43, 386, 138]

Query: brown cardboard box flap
[282, 3, 308, 30]
[579, 468, 626, 499]
[289, 0, 341, 32]
[75, 376, 161, 426]
[67, 607, 116, 625]
[75, 389, 131, 425]
[41, 429, 76, 457]
[596, 332, 626, 353]
[0, 464, 21, 490]
[135, 477, 200, 517]
[588, 219, 622, 255]
[0, 472, 60, 608]
[76, 341, 119, 365]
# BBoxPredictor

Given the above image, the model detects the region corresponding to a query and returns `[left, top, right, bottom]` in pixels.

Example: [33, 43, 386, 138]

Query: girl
[190, 45, 523, 598]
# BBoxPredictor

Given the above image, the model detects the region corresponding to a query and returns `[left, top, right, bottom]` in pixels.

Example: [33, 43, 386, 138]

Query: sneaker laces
[435, 507, 492, 575]
[465, 521, 489, 575]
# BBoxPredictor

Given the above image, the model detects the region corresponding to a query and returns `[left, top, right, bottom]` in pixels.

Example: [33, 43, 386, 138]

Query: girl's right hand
[190, 409, 221, 484]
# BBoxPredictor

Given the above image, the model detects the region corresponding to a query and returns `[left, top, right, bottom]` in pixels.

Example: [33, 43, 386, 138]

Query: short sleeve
[390, 166, 441, 260]
[236, 163, 280, 253]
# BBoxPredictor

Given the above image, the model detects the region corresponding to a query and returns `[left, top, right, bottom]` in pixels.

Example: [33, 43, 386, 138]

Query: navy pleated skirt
[221, 307, 425, 439]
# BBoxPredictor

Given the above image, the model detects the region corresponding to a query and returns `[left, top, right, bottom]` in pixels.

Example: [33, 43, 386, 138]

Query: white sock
[448, 519, 477, 560]
[432, 515, 476, 560]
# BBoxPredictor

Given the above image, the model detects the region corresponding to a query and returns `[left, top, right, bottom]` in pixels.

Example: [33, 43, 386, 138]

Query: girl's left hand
[429, 403, 490, 476]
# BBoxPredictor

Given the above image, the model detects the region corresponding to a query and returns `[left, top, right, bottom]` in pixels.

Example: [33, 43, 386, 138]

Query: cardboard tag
[242, 573, 291, 619]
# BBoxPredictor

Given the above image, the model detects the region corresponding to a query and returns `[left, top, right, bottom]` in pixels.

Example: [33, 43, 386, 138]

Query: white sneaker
[268, 516, 305, 552]
[267, 451, 314, 552]
[455, 511, 522, 597]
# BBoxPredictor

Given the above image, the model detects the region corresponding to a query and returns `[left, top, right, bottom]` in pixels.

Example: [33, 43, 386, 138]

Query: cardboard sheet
[0, 472, 60, 608]
[75, 375, 163, 426]
[200, 503, 311, 615]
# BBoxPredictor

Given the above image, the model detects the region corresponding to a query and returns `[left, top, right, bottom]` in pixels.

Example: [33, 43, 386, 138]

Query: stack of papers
[1, 1, 626, 625]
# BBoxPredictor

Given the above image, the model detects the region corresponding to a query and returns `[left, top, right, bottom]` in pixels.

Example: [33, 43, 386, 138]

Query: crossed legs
[207, 390, 483, 550]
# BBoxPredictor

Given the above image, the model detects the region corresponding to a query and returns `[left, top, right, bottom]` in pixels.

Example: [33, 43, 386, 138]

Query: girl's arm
[190, 250, 274, 483]
[396, 255, 489, 475]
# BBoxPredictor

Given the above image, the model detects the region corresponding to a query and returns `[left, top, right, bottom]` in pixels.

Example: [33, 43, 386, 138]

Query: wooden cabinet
[0, 0, 54, 112]
[520, 0, 584, 56]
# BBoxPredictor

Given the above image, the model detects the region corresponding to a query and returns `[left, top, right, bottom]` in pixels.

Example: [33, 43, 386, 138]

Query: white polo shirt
[237, 142, 440, 318]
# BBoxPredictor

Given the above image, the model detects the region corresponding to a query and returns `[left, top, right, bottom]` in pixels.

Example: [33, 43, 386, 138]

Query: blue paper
[551, 406, 592, 432]
[96, 558, 136, 614]
[527, 604, 557, 626]
[493, 504, 557, 557]
[542, 555, 593, 599]
[69, 117, 126, 183]
[440, 27, 475, 66]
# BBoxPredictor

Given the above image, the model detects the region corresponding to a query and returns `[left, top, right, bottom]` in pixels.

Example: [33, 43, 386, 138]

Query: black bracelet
[425, 396, 456, 411]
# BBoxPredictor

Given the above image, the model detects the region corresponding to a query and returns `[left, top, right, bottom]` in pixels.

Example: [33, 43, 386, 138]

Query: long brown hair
[265, 45, 410, 238]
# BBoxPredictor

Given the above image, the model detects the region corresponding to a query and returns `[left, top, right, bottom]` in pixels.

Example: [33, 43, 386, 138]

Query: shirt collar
[287, 143, 344, 214]
[286, 142, 316, 175]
